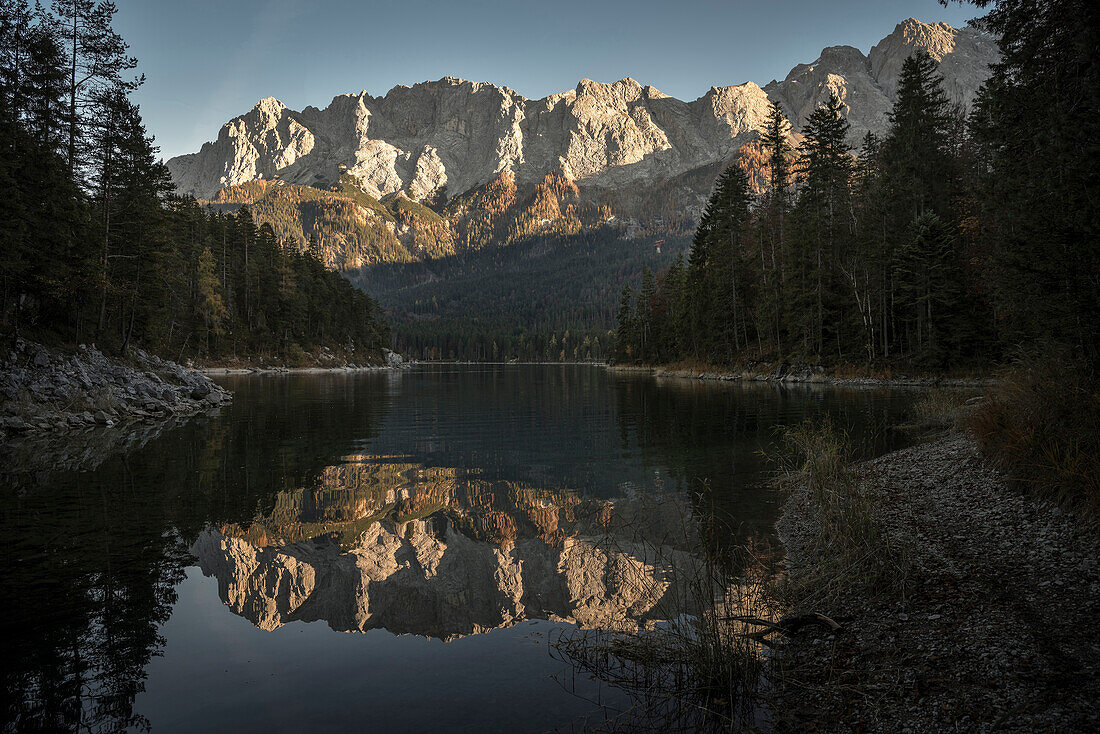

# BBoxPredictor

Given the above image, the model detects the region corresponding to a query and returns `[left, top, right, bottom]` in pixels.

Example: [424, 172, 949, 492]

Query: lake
[0, 365, 917, 733]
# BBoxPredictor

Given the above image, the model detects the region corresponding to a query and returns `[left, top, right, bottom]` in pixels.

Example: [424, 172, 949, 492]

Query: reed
[550, 494, 779, 732]
[775, 418, 912, 607]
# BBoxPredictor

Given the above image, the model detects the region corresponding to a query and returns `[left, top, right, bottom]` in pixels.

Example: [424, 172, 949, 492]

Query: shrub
[285, 342, 310, 367]
[969, 357, 1100, 518]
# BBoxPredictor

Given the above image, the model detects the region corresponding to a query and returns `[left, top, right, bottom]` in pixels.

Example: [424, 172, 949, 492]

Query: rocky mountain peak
[252, 96, 287, 113]
[869, 17, 997, 103]
[766, 17, 998, 142]
[168, 19, 999, 203]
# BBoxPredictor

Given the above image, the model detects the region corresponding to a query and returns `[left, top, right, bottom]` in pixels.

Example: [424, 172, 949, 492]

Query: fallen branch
[727, 613, 842, 638]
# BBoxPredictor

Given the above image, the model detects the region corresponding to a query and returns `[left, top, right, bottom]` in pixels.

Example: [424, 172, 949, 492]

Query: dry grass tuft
[969, 357, 1100, 518]
[776, 419, 912, 606]
[909, 389, 969, 432]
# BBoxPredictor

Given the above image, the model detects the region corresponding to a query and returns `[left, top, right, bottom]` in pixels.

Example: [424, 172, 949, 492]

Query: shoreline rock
[607, 363, 994, 389]
[0, 339, 231, 438]
[195, 347, 410, 375]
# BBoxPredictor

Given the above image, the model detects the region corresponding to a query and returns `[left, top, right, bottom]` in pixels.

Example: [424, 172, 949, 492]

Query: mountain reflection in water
[0, 366, 916, 733]
[193, 455, 701, 638]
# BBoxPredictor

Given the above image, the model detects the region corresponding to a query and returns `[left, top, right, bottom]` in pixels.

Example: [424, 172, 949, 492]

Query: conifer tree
[53, 0, 140, 180]
[196, 246, 226, 351]
[957, 0, 1100, 361]
[639, 266, 657, 362]
[881, 52, 954, 225]
[792, 93, 853, 357]
[892, 212, 965, 366]
[759, 100, 794, 355]
[615, 284, 636, 362]
[688, 163, 752, 361]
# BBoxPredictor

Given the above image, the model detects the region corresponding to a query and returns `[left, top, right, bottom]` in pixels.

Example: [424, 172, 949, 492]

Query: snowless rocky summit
[765, 19, 999, 143]
[169, 18, 998, 203]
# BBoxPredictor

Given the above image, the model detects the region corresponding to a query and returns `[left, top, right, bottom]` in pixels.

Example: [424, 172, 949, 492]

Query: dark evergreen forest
[616, 0, 1098, 373]
[360, 229, 688, 362]
[0, 0, 389, 363]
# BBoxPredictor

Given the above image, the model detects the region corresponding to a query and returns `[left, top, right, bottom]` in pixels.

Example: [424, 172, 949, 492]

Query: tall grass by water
[550, 494, 779, 732]
[773, 418, 913, 606]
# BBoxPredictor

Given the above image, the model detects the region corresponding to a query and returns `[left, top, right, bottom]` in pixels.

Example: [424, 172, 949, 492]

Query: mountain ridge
[169, 18, 997, 205]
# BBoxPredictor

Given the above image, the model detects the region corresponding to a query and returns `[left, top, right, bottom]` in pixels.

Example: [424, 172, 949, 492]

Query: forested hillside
[616, 25, 1099, 373]
[359, 228, 688, 361]
[0, 0, 388, 364]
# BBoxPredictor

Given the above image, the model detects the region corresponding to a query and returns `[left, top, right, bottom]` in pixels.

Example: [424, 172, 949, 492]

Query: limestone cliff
[169, 19, 997, 206]
[765, 18, 998, 142]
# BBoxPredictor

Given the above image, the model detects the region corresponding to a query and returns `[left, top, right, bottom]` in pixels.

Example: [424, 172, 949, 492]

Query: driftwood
[726, 613, 842, 641]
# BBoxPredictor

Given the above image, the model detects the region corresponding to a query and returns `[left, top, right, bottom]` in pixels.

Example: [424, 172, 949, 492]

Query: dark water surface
[0, 365, 917, 733]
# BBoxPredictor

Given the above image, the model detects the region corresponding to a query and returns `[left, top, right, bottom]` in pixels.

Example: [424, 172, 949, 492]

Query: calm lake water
[1, 365, 917, 733]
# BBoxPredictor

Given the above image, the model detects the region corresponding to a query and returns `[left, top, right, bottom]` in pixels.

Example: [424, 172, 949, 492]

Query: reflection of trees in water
[0, 462, 190, 732]
[1, 377, 387, 732]
[610, 377, 913, 554]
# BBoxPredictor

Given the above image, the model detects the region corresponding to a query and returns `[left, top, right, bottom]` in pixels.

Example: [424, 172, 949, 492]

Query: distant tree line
[396, 319, 609, 363]
[617, 5, 1099, 371]
[0, 0, 388, 361]
[361, 226, 686, 362]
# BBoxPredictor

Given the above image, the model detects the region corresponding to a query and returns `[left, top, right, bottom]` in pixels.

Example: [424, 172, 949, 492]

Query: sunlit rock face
[168, 19, 998, 202]
[190, 455, 699, 638]
[764, 18, 999, 143]
[169, 77, 771, 201]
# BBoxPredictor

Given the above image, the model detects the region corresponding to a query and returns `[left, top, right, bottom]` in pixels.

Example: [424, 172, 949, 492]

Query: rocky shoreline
[608, 363, 994, 388]
[771, 433, 1100, 732]
[0, 339, 231, 437]
[197, 347, 409, 374]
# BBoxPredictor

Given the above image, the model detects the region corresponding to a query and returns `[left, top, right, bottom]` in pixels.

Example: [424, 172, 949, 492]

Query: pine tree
[877, 51, 966, 360]
[963, 0, 1100, 362]
[615, 284, 636, 362]
[881, 52, 954, 225]
[686, 163, 752, 362]
[196, 246, 226, 353]
[639, 266, 657, 362]
[892, 212, 965, 366]
[53, 0, 140, 180]
[792, 92, 854, 358]
[849, 131, 889, 362]
[759, 100, 794, 355]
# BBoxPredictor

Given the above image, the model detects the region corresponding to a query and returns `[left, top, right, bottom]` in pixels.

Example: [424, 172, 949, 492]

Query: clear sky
[112, 0, 981, 161]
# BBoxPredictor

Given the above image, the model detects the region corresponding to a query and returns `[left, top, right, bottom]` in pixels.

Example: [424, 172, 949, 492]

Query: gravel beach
[772, 434, 1100, 733]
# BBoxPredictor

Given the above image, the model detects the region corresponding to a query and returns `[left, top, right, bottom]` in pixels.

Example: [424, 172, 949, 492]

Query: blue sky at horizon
[113, 0, 981, 161]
